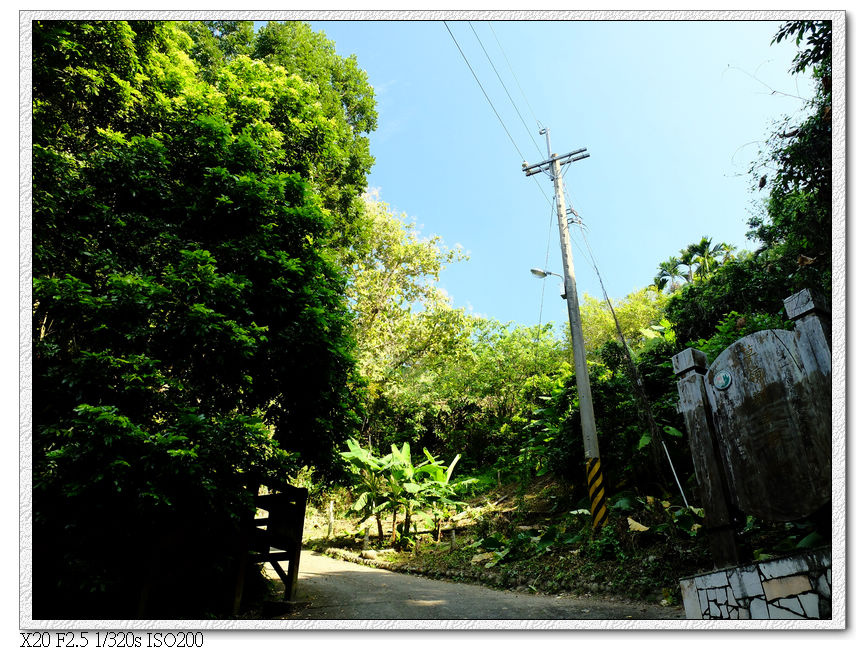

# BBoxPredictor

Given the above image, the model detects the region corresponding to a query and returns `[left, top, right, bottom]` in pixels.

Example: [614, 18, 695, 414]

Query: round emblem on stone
[713, 369, 732, 390]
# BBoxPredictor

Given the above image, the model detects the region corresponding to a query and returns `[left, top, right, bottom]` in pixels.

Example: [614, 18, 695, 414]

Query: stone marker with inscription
[672, 289, 832, 619]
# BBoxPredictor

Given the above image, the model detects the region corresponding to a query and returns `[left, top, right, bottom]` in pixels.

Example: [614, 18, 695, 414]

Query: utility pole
[522, 128, 607, 529]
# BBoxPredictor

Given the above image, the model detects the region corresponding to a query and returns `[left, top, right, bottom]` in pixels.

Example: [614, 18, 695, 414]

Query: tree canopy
[32, 19, 376, 618]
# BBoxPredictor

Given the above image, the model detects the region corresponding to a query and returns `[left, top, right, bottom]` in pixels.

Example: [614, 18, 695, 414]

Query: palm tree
[678, 236, 733, 282]
[678, 246, 698, 283]
[692, 236, 727, 279]
[718, 242, 736, 264]
[654, 256, 686, 293]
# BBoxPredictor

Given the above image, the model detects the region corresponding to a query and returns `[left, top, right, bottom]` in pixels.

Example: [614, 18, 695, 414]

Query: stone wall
[680, 548, 831, 619]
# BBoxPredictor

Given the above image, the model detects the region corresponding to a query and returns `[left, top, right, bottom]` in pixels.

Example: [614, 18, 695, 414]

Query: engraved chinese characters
[705, 330, 831, 521]
[673, 289, 831, 567]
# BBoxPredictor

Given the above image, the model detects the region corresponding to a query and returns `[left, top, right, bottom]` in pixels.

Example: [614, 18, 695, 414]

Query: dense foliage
[32, 19, 375, 618]
[344, 196, 689, 495]
[748, 21, 832, 294]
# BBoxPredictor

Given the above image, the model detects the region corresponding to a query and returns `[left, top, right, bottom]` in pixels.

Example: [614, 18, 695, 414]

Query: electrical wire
[443, 21, 526, 162]
[444, 19, 580, 388]
[469, 22, 544, 159]
[536, 197, 557, 335]
[487, 22, 543, 132]
[443, 22, 554, 212]
[565, 198, 691, 510]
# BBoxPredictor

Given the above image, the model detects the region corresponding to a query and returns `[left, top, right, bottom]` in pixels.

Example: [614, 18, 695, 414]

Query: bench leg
[268, 560, 291, 600]
[287, 546, 302, 601]
[232, 553, 247, 616]
[268, 550, 301, 601]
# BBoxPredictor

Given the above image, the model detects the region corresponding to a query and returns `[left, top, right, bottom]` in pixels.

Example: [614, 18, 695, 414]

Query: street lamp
[530, 268, 566, 298]
[530, 267, 561, 279]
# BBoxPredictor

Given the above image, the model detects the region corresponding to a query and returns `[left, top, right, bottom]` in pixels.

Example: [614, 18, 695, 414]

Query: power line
[565, 198, 691, 510]
[443, 21, 525, 162]
[469, 22, 543, 158]
[536, 197, 557, 334]
[487, 21, 543, 131]
[444, 22, 554, 213]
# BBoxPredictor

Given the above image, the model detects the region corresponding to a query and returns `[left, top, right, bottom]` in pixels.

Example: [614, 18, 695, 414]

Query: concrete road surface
[273, 550, 684, 621]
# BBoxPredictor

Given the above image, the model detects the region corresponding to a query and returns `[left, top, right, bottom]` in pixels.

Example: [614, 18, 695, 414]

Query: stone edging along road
[322, 546, 659, 596]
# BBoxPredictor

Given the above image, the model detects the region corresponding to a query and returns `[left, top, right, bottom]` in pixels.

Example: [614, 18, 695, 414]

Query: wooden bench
[234, 484, 308, 613]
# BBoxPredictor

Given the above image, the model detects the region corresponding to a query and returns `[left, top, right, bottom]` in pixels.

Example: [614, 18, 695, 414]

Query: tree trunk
[401, 507, 412, 547]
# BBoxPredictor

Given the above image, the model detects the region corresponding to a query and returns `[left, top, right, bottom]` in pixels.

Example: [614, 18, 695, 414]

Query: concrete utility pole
[523, 128, 607, 529]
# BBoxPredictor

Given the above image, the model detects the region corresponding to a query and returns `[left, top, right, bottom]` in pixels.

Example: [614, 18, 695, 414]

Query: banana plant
[385, 442, 425, 546]
[414, 448, 473, 541]
[340, 438, 390, 541]
[341, 439, 474, 548]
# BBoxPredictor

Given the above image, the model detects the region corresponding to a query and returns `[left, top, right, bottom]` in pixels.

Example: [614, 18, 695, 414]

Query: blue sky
[296, 19, 813, 328]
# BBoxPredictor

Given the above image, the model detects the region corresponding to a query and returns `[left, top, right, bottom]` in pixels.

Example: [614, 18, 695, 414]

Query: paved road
[273, 550, 684, 621]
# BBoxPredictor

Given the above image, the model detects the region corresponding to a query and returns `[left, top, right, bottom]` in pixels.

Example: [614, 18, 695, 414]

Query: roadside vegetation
[32, 19, 832, 618]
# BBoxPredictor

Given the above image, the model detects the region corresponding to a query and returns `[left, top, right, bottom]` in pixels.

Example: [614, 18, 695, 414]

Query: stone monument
[673, 289, 832, 619]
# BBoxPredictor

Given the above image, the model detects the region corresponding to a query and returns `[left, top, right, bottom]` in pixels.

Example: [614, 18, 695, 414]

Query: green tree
[691, 236, 727, 279]
[666, 21, 833, 348]
[341, 437, 391, 541]
[344, 197, 571, 464]
[252, 21, 378, 241]
[678, 245, 697, 284]
[419, 320, 570, 465]
[579, 287, 669, 356]
[32, 20, 370, 618]
[654, 256, 686, 293]
[203, 20, 255, 59]
[175, 20, 255, 82]
[345, 194, 473, 448]
[664, 252, 792, 347]
[342, 438, 469, 545]
[670, 237, 731, 286]
[347, 194, 468, 380]
[747, 20, 832, 293]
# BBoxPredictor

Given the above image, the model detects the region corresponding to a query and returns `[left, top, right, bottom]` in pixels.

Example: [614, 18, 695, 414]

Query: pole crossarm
[522, 148, 589, 176]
